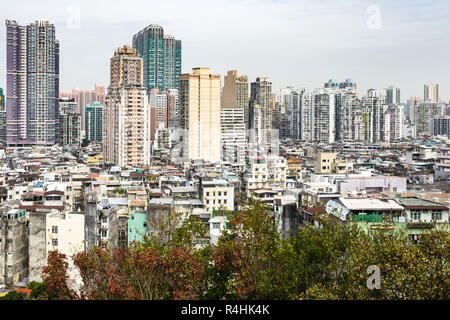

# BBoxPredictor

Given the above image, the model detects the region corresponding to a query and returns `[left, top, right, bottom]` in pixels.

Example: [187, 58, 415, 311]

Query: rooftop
[339, 197, 404, 211]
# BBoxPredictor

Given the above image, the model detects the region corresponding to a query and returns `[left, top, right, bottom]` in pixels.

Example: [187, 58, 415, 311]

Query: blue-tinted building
[324, 78, 356, 89]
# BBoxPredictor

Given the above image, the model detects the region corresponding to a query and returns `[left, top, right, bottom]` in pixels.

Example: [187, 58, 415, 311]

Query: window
[410, 210, 421, 220]
[52, 239, 58, 246]
[52, 226, 58, 234]
[431, 211, 442, 221]
[102, 218, 107, 224]
[102, 230, 108, 238]
[212, 223, 221, 229]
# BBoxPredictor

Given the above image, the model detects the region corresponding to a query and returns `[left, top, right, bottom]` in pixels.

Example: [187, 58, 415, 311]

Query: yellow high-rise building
[179, 68, 221, 162]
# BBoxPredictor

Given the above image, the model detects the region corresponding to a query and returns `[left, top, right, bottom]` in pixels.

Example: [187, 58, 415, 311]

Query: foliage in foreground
[24, 198, 450, 300]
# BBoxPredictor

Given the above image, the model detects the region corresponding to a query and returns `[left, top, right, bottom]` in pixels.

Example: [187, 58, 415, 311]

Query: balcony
[353, 214, 383, 222]
[407, 222, 434, 229]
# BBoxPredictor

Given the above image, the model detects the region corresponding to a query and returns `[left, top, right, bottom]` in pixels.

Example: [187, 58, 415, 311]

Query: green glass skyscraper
[132, 24, 181, 92]
[85, 102, 103, 143]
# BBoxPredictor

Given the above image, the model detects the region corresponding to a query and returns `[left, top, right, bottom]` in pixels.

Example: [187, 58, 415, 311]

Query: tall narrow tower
[6, 20, 59, 146]
[103, 45, 151, 167]
[221, 70, 248, 164]
[249, 77, 273, 144]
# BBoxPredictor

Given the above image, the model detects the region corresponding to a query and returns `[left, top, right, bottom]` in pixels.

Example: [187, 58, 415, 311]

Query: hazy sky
[1, 0, 449, 102]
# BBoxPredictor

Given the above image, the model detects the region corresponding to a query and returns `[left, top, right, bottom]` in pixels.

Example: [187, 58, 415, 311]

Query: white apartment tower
[361, 89, 389, 143]
[220, 108, 246, 164]
[312, 89, 336, 143]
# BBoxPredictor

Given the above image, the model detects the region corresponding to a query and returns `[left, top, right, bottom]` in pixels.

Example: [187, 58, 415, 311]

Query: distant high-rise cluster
[324, 78, 356, 89]
[59, 85, 105, 132]
[6, 20, 59, 146]
[3, 19, 448, 164]
[277, 83, 411, 143]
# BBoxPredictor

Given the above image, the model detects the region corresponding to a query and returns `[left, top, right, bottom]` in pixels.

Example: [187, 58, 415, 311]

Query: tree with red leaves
[72, 213, 209, 300]
[41, 251, 76, 300]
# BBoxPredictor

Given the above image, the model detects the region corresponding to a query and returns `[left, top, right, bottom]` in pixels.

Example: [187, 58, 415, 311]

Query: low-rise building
[246, 155, 287, 192]
[201, 179, 234, 216]
[29, 209, 84, 284]
[0, 207, 28, 285]
[314, 152, 351, 174]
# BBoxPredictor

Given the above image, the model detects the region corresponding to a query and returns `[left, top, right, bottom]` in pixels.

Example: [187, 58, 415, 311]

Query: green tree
[28, 281, 48, 299]
[81, 138, 90, 148]
[210, 197, 283, 299]
[0, 290, 28, 300]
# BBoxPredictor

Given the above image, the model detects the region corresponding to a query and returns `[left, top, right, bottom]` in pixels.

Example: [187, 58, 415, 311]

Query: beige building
[424, 82, 439, 102]
[29, 209, 85, 289]
[180, 68, 221, 162]
[314, 152, 350, 174]
[221, 70, 249, 127]
[103, 45, 151, 167]
[246, 155, 287, 191]
[201, 180, 234, 216]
